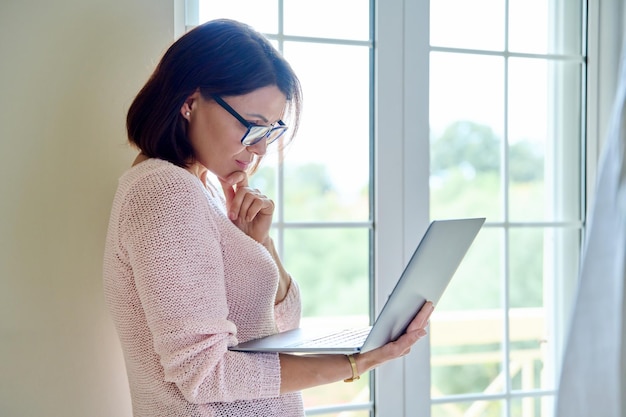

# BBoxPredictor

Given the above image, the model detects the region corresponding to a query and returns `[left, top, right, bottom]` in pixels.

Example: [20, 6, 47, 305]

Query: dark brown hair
[126, 19, 302, 169]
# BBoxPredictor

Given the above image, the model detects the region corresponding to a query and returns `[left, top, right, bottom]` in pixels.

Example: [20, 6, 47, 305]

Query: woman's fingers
[236, 190, 273, 221]
[219, 171, 273, 221]
[219, 171, 251, 220]
[217, 171, 275, 243]
[384, 301, 434, 357]
[218, 172, 246, 210]
[406, 301, 435, 332]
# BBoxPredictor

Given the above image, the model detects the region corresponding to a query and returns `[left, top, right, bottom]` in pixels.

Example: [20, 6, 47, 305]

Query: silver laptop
[229, 217, 485, 354]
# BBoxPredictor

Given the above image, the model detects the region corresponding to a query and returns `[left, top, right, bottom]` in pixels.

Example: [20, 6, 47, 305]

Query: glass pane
[511, 396, 555, 417]
[509, 228, 544, 310]
[507, 58, 547, 221]
[430, 0, 505, 51]
[432, 400, 504, 417]
[284, 0, 369, 40]
[509, 227, 580, 391]
[431, 229, 504, 397]
[430, 52, 504, 221]
[306, 412, 370, 417]
[250, 154, 278, 200]
[199, 0, 278, 34]
[508, 58, 581, 222]
[509, 0, 582, 54]
[307, 411, 370, 417]
[283, 228, 369, 319]
[283, 42, 370, 222]
[302, 375, 370, 413]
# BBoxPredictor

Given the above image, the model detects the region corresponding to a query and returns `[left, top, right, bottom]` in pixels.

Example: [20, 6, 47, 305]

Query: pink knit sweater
[103, 158, 303, 416]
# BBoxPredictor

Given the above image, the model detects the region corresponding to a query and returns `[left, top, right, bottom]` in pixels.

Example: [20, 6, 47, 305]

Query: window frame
[374, 0, 431, 415]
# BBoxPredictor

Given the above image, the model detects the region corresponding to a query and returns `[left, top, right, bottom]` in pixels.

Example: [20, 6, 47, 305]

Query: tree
[431, 120, 544, 183]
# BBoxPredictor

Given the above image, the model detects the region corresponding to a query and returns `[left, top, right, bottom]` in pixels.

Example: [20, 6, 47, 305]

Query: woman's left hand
[219, 171, 274, 244]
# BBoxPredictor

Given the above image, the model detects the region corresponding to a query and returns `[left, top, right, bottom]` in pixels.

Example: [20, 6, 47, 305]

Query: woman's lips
[235, 160, 251, 170]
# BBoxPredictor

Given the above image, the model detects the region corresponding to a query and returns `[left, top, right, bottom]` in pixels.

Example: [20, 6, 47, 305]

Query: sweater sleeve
[120, 171, 281, 404]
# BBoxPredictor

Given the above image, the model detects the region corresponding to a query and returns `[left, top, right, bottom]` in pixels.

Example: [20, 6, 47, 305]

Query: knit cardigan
[103, 158, 304, 416]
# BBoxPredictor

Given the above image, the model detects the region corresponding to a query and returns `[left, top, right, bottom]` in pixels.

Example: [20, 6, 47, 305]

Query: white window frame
[374, 0, 430, 415]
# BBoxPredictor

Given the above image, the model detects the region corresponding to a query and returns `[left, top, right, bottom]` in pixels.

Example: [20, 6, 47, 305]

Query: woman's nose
[246, 138, 267, 156]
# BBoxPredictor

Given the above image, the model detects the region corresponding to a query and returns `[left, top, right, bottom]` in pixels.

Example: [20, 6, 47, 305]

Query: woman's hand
[357, 301, 435, 373]
[219, 171, 274, 244]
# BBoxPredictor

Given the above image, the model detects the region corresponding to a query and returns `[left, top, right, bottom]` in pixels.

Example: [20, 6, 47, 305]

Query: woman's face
[182, 85, 287, 181]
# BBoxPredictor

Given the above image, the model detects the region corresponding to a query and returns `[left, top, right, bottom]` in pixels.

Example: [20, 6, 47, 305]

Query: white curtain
[555, 28, 626, 417]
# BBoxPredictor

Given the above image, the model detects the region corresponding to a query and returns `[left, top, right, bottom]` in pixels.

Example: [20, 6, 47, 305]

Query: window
[183, 1, 588, 415]
[426, 1, 584, 416]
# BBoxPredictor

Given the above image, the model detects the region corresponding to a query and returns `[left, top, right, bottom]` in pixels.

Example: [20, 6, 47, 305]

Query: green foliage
[431, 120, 544, 183]
[509, 140, 544, 182]
[252, 162, 369, 222]
[431, 121, 500, 175]
[284, 227, 369, 317]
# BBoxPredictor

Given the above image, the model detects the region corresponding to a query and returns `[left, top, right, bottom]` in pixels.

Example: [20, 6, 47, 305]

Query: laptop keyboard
[287, 327, 372, 348]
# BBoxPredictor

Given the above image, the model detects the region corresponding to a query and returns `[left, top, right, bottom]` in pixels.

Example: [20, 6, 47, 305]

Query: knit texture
[103, 158, 303, 416]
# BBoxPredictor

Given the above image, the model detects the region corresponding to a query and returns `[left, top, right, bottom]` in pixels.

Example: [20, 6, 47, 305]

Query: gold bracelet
[344, 354, 360, 382]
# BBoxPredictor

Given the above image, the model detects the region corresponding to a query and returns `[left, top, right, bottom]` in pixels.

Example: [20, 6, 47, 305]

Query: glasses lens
[265, 126, 288, 144]
[242, 125, 288, 146]
[242, 126, 270, 146]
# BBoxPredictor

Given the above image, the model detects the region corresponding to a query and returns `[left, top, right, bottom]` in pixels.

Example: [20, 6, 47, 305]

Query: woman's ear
[181, 90, 201, 120]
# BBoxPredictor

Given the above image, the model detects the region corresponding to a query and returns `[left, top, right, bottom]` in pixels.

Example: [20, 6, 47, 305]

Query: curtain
[555, 26, 626, 417]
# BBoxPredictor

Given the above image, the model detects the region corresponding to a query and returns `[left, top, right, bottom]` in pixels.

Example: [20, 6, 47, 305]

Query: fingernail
[417, 329, 427, 337]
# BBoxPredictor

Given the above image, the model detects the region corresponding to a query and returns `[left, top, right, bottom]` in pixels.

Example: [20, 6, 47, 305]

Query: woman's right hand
[218, 170, 275, 245]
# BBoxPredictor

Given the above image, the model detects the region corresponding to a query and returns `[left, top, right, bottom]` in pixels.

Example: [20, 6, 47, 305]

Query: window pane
[508, 58, 582, 222]
[284, 0, 369, 40]
[430, 52, 504, 221]
[430, 0, 505, 51]
[307, 411, 370, 417]
[283, 42, 370, 222]
[286, 228, 370, 416]
[302, 375, 370, 413]
[509, 227, 580, 391]
[511, 396, 555, 417]
[283, 228, 370, 318]
[432, 400, 504, 417]
[509, 0, 582, 54]
[199, 0, 278, 33]
[507, 58, 547, 222]
[431, 229, 504, 397]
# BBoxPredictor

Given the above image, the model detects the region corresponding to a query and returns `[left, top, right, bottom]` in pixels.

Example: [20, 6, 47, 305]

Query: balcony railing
[302, 308, 550, 417]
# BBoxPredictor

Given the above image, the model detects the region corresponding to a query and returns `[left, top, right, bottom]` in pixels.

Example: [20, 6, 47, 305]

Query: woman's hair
[126, 19, 302, 170]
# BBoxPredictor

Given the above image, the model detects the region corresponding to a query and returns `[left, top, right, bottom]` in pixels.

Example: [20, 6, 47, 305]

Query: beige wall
[0, 1, 174, 415]
[0, 1, 623, 416]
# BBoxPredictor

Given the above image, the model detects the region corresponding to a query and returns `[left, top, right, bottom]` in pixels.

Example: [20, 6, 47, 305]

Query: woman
[103, 18, 434, 417]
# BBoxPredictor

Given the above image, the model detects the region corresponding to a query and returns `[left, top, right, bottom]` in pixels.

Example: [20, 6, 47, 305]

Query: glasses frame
[211, 94, 288, 146]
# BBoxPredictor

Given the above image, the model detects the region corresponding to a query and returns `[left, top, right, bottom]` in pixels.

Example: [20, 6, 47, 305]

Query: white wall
[0, 1, 174, 415]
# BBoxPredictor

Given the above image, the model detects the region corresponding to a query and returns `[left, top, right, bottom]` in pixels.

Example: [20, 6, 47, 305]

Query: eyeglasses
[211, 95, 288, 146]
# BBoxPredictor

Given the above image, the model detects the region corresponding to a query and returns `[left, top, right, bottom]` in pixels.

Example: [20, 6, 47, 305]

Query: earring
[185, 111, 190, 117]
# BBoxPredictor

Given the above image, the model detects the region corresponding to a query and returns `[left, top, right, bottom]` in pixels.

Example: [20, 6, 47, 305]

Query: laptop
[229, 217, 485, 354]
